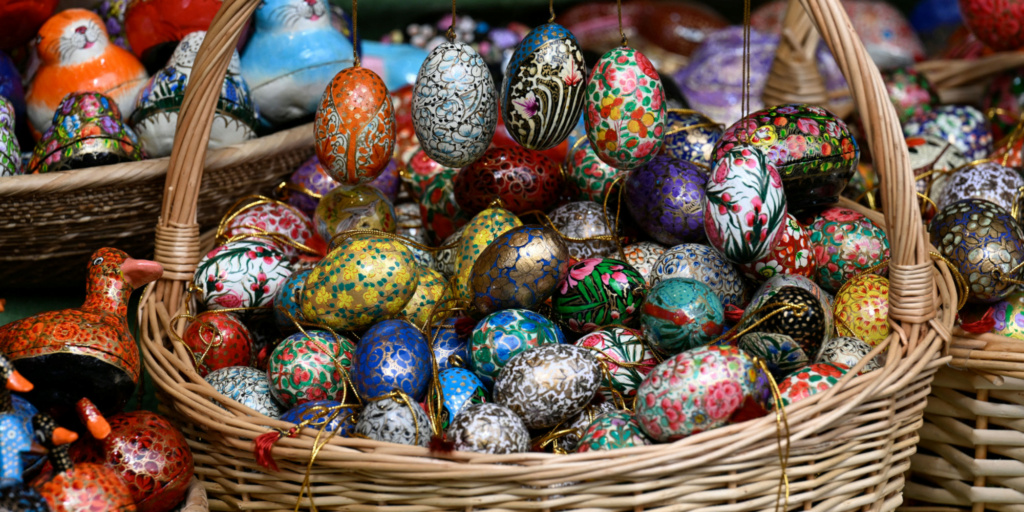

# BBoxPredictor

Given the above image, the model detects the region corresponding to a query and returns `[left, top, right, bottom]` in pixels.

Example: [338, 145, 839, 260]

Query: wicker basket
[180, 478, 211, 512]
[138, 0, 958, 509]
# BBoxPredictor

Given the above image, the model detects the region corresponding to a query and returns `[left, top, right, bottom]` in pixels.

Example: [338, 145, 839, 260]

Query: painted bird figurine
[0, 355, 35, 483]
[0, 248, 163, 419]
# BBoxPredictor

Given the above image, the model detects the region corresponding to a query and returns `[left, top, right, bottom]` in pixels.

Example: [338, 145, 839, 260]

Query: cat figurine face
[37, 9, 109, 66]
[256, 0, 330, 32]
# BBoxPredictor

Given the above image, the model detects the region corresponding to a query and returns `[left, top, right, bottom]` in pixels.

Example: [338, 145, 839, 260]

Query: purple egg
[287, 155, 341, 216]
[625, 155, 707, 245]
[367, 158, 401, 203]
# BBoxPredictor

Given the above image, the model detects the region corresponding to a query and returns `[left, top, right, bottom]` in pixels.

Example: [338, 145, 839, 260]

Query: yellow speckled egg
[402, 267, 449, 329]
[833, 274, 890, 347]
[301, 234, 419, 331]
[454, 208, 523, 301]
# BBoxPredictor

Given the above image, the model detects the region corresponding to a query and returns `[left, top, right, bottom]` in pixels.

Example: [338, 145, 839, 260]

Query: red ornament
[0, 0, 57, 51]
[182, 311, 253, 376]
[453, 146, 564, 216]
[124, 0, 222, 62]
[959, 0, 1024, 51]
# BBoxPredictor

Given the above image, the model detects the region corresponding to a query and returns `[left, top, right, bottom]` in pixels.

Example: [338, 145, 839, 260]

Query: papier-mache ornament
[27, 92, 142, 174]
[0, 97, 20, 176]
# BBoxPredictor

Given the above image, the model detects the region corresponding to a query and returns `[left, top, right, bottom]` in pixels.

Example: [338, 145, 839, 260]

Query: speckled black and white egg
[737, 332, 809, 380]
[205, 366, 284, 418]
[748, 286, 828, 359]
[548, 201, 618, 260]
[354, 396, 431, 447]
[650, 243, 750, 307]
[494, 344, 601, 429]
[816, 336, 882, 373]
[745, 274, 834, 340]
[447, 403, 530, 454]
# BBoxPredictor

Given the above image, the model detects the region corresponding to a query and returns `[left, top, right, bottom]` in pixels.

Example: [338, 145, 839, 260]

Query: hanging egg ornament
[267, 330, 355, 408]
[469, 226, 570, 316]
[412, 40, 497, 168]
[429, 367, 488, 429]
[470, 309, 564, 387]
[354, 394, 431, 447]
[625, 156, 707, 245]
[749, 286, 829, 358]
[576, 410, 651, 452]
[448, 403, 530, 454]
[204, 366, 283, 418]
[314, 65, 395, 184]
[737, 332, 809, 380]
[816, 336, 882, 374]
[736, 213, 816, 282]
[273, 269, 311, 332]
[502, 23, 587, 150]
[833, 274, 891, 347]
[287, 156, 341, 216]
[280, 401, 358, 438]
[566, 139, 619, 202]
[193, 240, 293, 316]
[553, 258, 648, 334]
[352, 319, 431, 401]
[575, 327, 658, 401]
[584, 46, 666, 169]
[807, 207, 890, 293]
[650, 243, 750, 308]
[660, 109, 723, 167]
[623, 242, 668, 284]
[549, 201, 619, 261]
[453, 208, 523, 301]
[494, 344, 601, 429]
[182, 311, 253, 376]
[777, 363, 849, 407]
[640, 278, 725, 356]
[452, 146, 563, 216]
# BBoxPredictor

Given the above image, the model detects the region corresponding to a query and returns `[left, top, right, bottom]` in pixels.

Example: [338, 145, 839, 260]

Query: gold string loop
[616, 0, 627, 47]
[446, 0, 457, 41]
[752, 357, 790, 512]
[548, 0, 556, 23]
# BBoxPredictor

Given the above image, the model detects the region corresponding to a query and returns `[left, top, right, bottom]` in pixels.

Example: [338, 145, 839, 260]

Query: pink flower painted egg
[736, 213, 815, 282]
[806, 207, 890, 293]
[221, 201, 320, 261]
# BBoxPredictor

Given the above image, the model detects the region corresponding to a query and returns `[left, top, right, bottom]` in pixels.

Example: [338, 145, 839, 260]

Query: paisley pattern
[575, 327, 658, 401]
[268, 330, 356, 407]
[650, 243, 749, 307]
[816, 336, 881, 374]
[470, 309, 564, 387]
[352, 319, 431, 401]
[660, 109, 722, 167]
[903, 104, 993, 161]
[453, 146, 563, 215]
[807, 207, 890, 293]
[469, 226, 570, 316]
[625, 156, 707, 245]
[566, 138, 620, 202]
[737, 332, 809, 380]
[431, 367, 488, 430]
[640, 278, 725, 356]
[448, 403, 530, 454]
[280, 401, 358, 437]
[553, 258, 647, 333]
[934, 161, 1024, 214]
[419, 168, 471, 244]
[834, 274, 891, 347]
[623, 242, 667, 283]
[182, 311, 253, 376]
[193, 240, 293, 315]
[736, 213, 815, 282]
[548, 201, 618, 261]
[494, 344, 601, 429]
[205, 366, 284, 418]
[355, 396, 430, 447]
[776, 363, 849, 407]
[576, 410, 652, 452]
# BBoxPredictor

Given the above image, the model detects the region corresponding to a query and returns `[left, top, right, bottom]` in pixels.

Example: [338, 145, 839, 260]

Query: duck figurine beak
[6, 369, 33, 392]
[121, 257, 164, 288]
[76, 397, 112, 439]
[52, 427, 78, 446]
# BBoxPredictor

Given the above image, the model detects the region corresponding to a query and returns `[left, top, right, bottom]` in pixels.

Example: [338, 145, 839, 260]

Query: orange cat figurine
[26, 9, 148, 138]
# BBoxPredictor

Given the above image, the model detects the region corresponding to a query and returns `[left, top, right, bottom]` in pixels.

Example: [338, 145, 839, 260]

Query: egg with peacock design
[469, 225, 570, 316]
[315, 66, 395, 185]
[553, 258, 647, 334]
[452, 146, 563, 216]
[469, 309, 564, 387]
[267, 330, 355, 408]
[639, 277, 724, 356]
[352, 319, 431, 401]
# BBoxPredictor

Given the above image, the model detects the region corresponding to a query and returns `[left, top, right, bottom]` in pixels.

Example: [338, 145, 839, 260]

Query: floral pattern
[205, 366, 284, 418]
[934, 161, 1023, 214]
[352, 319, 431, 401]
[268, 330, 356, 407]
[182, 311, 253, 376]
[566, 138, 620, 202]
[431, 317, 470, 372]
[448, 403, 529, 454]
[576, 327, 658, 401]
[222, 201, 318, 261]
[280, 400, 358, 438]
[623, 241, 667, 284]
[314, 184, 396, 242]
[660, 109, 722, 167]
[453, 145, 563, 215]
[640, 278, 725, 356]
[881, 67, 938, 124]
[992, 292, 1024, 340]
[27, 92, 142, 174]
[0, 97, 19, 176]
[469, 226, 569, 316]
[193, 240, 293, 317]
[650, 243, 749, 307]
[776, 362, 849, 407]
[736, 213, 815, 282]
[625, 155, 707, 245]
[834, 274, 891, 347]
[402, 267, 448, 329]
[807, 207, 890, 293]
[469, 308, 564, 387]
[960, 0, 1024, 51]
[315, 66, 395, 185]
[815, 336, 882, 374]
[494, 344, 601, 429]
[903, 104, 993, 161]
[453, 208, 522, 301]
[419, 168, 471, 244]
[744, 274, 834, 340]
[576, 410, 652, 452]
[553, 258, 647, 334]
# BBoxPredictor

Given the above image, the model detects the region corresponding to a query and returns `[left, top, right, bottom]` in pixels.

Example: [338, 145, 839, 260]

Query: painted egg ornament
[991, 292, 1024, 340]
[816, 336, 882, 374]
[640, 278, 725, 355]
[833, 274, 891, 347]
[659, 110, 724, 168]
[314, 66, 395, 185]
[0, 97, 19, 177]
[192, 240, 293, 315]
[27, 92, 143, 174]
[566, 138, 620, 202]
[469, 226, 570, 316]
[929, 199, 1024, 303]
[354, 394, 431, 447]
[469, 309, 564, 387]
[553, 258, 647, 334]
[434, 224, 467, 278]
[903, 105, 993, 161]
[314, 184, 396, 242]
[273, 269, 311, 332]
[352, 319, 431, 401]
[635, 343, 759, 441]
[419, 168, 471, 244]
[907, 135, 967, 200]
[881, 67, 938, 125]
[736, 213, 815, 282]
[625, 155, 708, 245]
[623, 241, 667, 283]
[453, 208, 523, 301]
[280, 400, 358, 438]
[205, 366, 283, 418]
[429, 367, 488, 429]
[286, 156, 341, 217]
[405, 148, 451, 195]
[182, 311, 252, 376]
[576, 410, 652, 453]
[453, 146, 563, 216]
[412, 41, 497, 168]
[702, 145, 788, 265]
[396, 202, 430, 249]
[575, 327, 658, 401]
[448, 403, 530, 454]
[748, 285, 829, 359]
[221, 201, 318, 261]
[552, 401, 616, 453]
[737, 332, 809, 380]
[776, 362, 849, 407]
[548, 201, 618, 261]
[267, 330, 355, 408]
[807, 207, 890, 293]
[402, 267, 448, 329]
[494, 344, 601, 429]
[650, 243, 750, 308]
[431, 318, 470, 371]
[959, 0, 1024, 51]
[934, 161, 1024, 214]
[985, 69, 1024, 140]
[746, 274, 834, 334]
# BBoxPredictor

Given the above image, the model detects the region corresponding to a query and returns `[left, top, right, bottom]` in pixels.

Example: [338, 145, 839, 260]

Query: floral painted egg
[584, 46, 666, 170]
[575, 327, 658, 401]
[0, 97, 19, 177]
[737, 213, 815, 282]
[205, 366, 283, 418]
[625, 156, 708, 245]
[453, 208, 523, 301]
[27, 92, 143, 174]
[280, 400, 358, 437]
[660, 109, 723, 167]
[907, 135, 967, 199]
[566, 138, 619, 202]
[549, 201, 618, 261]
[959, 0, 1024, 51]
[267, 330, 355, 407]
[273, 269, 311, 332]
[448, 403, 530, 454]
[419, 168, 471, 244]
[314, 184, 396, 242]
[193, 240, 293, 314]
[412, 41, 497, 168]
[553, 258, 647, 333]
[715, 104, 859, 213]
[494, 344, 601, 429]
[429, 367, 488, 429]
[703, 145, 788, 264]
[737, 332, 808, 380]
[434, 224, 467, 278]
[903, 105, 993, 161]
[623, 242, 667, 283]
[640, 278, 725, 355]
[992, 292, 1024, 340]
[355, 394, 431, 447]
[576, 410, 651, 452]
[650, 243, 749, 307]
[182, 311, 252, 376]
[453, 146, 563, 216]
[934, 161, 1024, 214]
[816, 336, 881, 373]
[985, 69, 1024, 140]
[502, 23, 586, 151]
[929, 199, 1024, 303]
[882, 67, 938, 124]
[301, 235, 418, 331]
[834, 274, 891, 347]
[314, 66, 395, 185]
[470, 308, 564, 387]
[748, 286, 829, 359]
[405, 148, 451, 195]
[635, 343, 759, 441]
[401, 267, 447, 329]
[552, 401, 616, 453]
[286, 156, 341, 216]
[807, 207, 890, 293]
[776, 363, 849, 407]
[431, 318, 470, 371]
[352, 319, 431, 401]
[469, 226, 570, 316]
[222, 201, 318, 261]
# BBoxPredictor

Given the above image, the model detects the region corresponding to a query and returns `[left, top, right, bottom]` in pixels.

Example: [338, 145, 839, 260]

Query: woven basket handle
[762, 0, 828, 109]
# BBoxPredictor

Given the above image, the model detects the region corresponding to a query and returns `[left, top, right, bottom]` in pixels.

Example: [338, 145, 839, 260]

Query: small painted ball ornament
[660, 109, 722, 167]
[934, 161, 1024, 214]
[746, 274, 834, 334]
[469, 225, 570, 316]
[576, 410, 652, 453]
[314, 66, 395, 185]
[625, 155, 708, 245]
[635, 343, 759, 441]
[453, 208, 523, 301]
[736, 213, 816, 282]
[205, 366, 284, 418]
[929, 199, 1024, 303]
[405, 148, 451, 194]
[419, 168, 471, 244]
[412, 41, 497, 168]
[469, 309, 564, 387]
[553, 258, 647, 334]
[182, 311, 252, 376]
[640, 278, 725, 355]
[959, 0, 1024, 51]
[703, 144, 788, 265]
[314, 184, 396, 242]
[623, 241, 667, 283]
[992, 292, 1024, 340]
[352, 319, 431, 401]
[566, 138, 619, 202]
[431, 317, 470, 371]
[584, 46, 666, 170]
[401, 267, 448, 329]
[749, 286, 829, 358]
[267, 330, 355, 407]
[354, 395, 431, 447]
[575, 327, 658, 401]
[273, 269, 311, 332]
[816, 337, 881, 374]
[448, 403, 530, 454]
[301, 235, 418, 331]
[502, 23, 587, 151]
[737, 332, 809, 380]
[776, 363, 849, 407]
[903, 104, 993, 161]
[430, 367, 489, 430]
[287, 156, 341, 216]
[833, 274, 891, 347]
[494, 344, 601, 429]
[548, 201, 618, 261]
[552, 401, 616, 453]
[221, 201, 318, 261]
[453, 146, 563, 216]
[650, 243, 749, 308]
[882, 67, 939, 124]
[907, 135, 968, 199]
[807, 207, 890, 293]
[193, 240, 293, 315]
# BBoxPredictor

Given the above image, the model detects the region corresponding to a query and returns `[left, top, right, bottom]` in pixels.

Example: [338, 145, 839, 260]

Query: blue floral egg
[205, 366, 284, 418]
[468, 225, 570, 316]
[469, 309, 564, 387]
[280, 400, 358, 437]
[273, 268, 311, 332]
[431, 317, 470, 372]
[640, 278, 724, 356]
[431, 367, 489, 429]
[650, 243, 749, 307]
[903, 104, 992, 161]
[661, 109, 723, 167]
[352, 319, 431, 401]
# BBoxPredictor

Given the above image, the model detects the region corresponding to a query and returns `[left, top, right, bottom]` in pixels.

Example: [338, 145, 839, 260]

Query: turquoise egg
[640, 277, 724, 356]
[469, 309, 564, 387]
[273, 268, 311, 332]
[352, 319, 431, 401]
[431, 367, 489, 429]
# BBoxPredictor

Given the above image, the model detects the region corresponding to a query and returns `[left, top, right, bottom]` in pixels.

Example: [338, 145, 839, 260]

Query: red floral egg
[182, 311, 253, 376]
[315, 66, 396, 185]
[391, 84, 419, 162]
[406, 148, 451, 198]
[419, 168, 470, 244]
[736, 213, 816, 282]
[453, 146, 563, 216]
[959, 0, 1024, 51]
